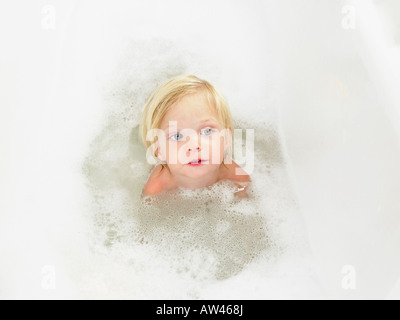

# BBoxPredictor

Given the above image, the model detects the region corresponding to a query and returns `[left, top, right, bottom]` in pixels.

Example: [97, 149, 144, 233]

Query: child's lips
[187, 159, 208, 166]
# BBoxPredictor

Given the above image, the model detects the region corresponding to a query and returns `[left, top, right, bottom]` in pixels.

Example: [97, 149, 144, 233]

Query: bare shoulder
[221, 160, 251, 198]
[142, 164, 170, 196]
[224, 160, 251, 184]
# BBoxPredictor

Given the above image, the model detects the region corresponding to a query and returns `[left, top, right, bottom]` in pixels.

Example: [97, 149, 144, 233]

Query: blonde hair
[139, 74, 233, 151]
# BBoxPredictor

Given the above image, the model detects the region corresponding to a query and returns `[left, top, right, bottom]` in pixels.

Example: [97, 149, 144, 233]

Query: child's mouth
[187, 160, 207, 166]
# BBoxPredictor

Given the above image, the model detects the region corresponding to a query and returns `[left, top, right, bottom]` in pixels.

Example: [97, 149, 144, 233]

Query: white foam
[79, 92, 319, 298]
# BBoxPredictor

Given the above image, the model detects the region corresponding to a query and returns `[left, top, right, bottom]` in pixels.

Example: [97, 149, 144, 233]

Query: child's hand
[233, 184, 249, 198]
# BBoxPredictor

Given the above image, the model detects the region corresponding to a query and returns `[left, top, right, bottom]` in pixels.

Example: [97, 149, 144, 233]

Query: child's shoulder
[221, 160, 251, 198]
[142, 164, 170, 196]
[223, 160, 251, 183]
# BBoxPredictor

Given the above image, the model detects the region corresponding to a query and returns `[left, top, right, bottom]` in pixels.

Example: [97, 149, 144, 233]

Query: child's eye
[201, 128, 214, 136]
[170, 133, 184, 141]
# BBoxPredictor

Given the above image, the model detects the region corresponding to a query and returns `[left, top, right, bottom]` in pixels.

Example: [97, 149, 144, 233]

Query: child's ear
[156, 147, 167, 162]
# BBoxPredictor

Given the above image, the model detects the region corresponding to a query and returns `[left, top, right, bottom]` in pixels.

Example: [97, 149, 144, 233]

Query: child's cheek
[207, 136, 224, 163]
[156, 138, 168, 162]
[166, 142, 179, 164]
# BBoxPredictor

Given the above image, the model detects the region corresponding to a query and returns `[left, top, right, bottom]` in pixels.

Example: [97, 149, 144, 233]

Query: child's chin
[184, 165, 210, 175]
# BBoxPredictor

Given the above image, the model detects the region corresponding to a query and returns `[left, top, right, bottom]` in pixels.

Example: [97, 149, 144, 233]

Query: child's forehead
[171, 92, 214, 112]
[166, 103, 216, 118]
[160, 93, 218, 126]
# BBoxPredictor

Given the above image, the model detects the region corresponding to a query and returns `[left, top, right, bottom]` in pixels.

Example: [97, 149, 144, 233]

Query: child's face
[157, 92, 230, 180]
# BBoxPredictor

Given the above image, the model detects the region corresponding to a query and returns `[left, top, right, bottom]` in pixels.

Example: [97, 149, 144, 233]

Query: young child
[139, 74, 251, 198]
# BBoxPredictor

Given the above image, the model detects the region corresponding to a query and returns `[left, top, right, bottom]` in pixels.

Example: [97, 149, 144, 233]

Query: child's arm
[141, 165, 165, 196]
[233, 183, 250, 198]
[230, 161, 251, 198]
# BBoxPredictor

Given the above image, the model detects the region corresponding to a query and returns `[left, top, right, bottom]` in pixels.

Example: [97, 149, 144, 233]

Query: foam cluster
[80, 38, 312, 298]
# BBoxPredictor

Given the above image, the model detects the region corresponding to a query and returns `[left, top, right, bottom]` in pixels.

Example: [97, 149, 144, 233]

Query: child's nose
[186, 135, 201, 152]
[188, 146, 201, 152]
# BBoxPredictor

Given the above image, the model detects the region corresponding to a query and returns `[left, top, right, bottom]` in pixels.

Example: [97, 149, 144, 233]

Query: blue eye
[170, 133, 183, 141]
[202, 128, 214, 136]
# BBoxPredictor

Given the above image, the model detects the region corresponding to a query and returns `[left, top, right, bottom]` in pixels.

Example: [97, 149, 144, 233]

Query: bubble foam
[78, 38, 321, 299]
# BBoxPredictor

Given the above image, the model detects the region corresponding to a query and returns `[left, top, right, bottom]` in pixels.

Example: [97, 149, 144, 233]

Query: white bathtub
[1, 0, 399, 299]
[275, 0, 400, 299]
